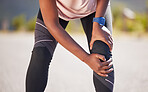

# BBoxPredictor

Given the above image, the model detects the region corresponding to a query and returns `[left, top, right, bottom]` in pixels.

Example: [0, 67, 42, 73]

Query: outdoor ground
[0, 32, 148, 92]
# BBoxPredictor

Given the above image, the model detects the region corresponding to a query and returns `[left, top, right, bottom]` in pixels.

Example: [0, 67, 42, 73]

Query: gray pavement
[0, 32, 148, 92]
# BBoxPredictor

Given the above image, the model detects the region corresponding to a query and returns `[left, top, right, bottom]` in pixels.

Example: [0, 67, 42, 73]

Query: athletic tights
[26, 5, 114, 92]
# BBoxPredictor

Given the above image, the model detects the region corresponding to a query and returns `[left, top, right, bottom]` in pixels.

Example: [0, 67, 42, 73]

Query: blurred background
[0, 0, 148, 92]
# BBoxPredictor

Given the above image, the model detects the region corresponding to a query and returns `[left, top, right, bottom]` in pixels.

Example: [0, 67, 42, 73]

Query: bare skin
[90, 0, 113, 50]
[39, 0, 113, 77]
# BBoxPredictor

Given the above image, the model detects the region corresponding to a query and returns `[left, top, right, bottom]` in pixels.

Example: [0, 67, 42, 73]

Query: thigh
[34, 9, 69, 56]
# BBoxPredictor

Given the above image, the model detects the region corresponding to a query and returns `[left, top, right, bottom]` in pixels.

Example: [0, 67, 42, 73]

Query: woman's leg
[80, 6, 114, 92]
[25, 10, 69, 92]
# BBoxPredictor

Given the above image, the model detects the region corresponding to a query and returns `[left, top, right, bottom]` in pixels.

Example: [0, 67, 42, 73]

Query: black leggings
[26, 6, 114, 92]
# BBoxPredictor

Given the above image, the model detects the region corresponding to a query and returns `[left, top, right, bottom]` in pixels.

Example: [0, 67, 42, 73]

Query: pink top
[56, 0, 110, 21]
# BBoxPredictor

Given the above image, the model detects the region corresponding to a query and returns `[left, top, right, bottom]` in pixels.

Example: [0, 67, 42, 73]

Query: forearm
[95, 0, 109, 17]
[48, 23, 89, 62]
[93, 0, 109, 32]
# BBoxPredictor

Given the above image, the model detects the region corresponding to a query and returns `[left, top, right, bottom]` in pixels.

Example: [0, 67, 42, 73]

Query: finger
[107, 33, 113, 41]
[100, 68, 114, 74]
[105, 35, 113, 50]
[103, 39, 112, 51]
[102, 60, 112, 66]
[107, 38, 113, 50]
[108, 39, 113, 47]
[107, 58, 113, 66]
[97, 72, 108, 77]
[107, 58, 112, 63]
[89, 41, 93, 50]
[109, 35, 113, 42]
[101, 64, 113, 70]
[109, 61, 113, 66]
[90, 38, 97, 50]
[106, 68, 114, 73]
[95, 54, 106, 62]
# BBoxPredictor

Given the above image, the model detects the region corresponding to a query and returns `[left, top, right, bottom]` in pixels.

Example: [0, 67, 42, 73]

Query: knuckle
[102, 62, 107, 66]
[97, 65, 101, 70]
[99, 63, 103, 67]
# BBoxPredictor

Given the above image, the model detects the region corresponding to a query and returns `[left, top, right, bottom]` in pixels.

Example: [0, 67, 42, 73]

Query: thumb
[95, 54, 106, 61]
[89, 40, 94, 50]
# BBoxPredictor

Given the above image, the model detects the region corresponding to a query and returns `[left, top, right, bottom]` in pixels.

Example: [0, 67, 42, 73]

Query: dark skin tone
[39, 0, 113, 77]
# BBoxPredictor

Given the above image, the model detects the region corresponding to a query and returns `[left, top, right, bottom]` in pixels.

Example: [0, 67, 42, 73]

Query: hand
[84, 53, 113, 77]
[90, 22, 113, 51]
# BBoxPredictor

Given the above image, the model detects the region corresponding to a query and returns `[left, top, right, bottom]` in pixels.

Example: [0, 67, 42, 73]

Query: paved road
[0, 32, 148, 92]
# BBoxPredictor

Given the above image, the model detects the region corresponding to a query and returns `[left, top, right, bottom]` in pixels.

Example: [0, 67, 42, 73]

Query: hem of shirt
[58, 2, 111, 21]
[58, 11, 96, 21]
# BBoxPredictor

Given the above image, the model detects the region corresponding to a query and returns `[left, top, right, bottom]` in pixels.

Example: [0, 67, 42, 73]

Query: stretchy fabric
[26, 5, 114, 92]
[57, 0, 110, 21]
[91, 40, 114, 91]
[56, 0, 97, 20]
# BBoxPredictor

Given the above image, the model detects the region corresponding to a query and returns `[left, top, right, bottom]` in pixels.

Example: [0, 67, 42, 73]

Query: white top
[56, 0, 110, 21]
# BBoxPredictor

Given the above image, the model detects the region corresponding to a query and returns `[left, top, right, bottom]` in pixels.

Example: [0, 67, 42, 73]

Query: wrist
[93, 17, 105, 26]
[92, 22, 103, 34]
[80, 52, 89, 63]
[93, 22, 103, 29]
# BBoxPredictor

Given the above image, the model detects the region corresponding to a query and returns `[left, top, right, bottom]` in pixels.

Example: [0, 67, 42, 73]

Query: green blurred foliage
[112, 5, 148, 33]
[11, 14, 36, 31]
[66, 20, 75, 33]
[66, 20, 84, 34]
[135, 13, 148, 31]
[112, 5, 123, 31]
[26, 17, 36, 31]
[11, 6, 148, 34]
[125, 15, 145, 32]
[12, 14, 26, 30]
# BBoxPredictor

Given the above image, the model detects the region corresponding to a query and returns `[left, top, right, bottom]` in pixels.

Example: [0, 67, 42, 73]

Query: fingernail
[109, 62, 113, 65]
[109, 63, 113, 66]
[107, 60, 111, 62]
[107, 58, 112, 62]
[110, 68, 114, 71]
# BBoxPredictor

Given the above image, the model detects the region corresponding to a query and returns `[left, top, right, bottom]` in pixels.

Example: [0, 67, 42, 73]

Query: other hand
[90, 22, 113, 51]
[84, 53, 113, 77]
